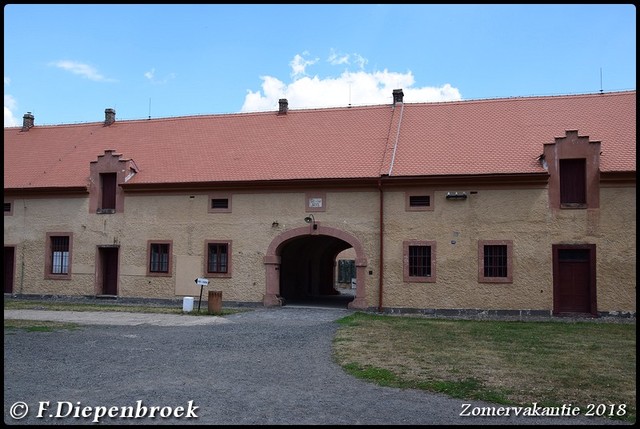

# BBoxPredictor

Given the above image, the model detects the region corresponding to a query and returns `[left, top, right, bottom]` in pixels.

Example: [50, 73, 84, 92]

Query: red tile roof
[4, 90, 635, 191]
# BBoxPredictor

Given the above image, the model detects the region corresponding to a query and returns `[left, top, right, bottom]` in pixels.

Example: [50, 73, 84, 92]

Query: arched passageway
[264, 225, 368, 309]
[279, 235, 352, 307]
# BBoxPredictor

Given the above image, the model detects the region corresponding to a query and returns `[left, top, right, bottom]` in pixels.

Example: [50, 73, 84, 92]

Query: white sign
[308, 197, 323, 208]
[195, 278, 209, 286]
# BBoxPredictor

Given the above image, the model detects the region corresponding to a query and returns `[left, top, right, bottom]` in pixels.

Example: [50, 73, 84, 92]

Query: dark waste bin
[208, 290, 222, 313]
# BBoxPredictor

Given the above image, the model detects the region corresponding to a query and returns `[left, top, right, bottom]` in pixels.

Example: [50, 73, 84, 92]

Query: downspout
[378, 177, 384, 313]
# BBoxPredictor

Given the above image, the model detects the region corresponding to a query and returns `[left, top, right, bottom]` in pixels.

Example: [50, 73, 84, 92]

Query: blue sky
[4, 4, 636, 126]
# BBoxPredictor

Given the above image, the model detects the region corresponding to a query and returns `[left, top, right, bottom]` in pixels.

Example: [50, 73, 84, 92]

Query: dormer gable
[543, 130, 601, 210]
[89, 150, 138, 214]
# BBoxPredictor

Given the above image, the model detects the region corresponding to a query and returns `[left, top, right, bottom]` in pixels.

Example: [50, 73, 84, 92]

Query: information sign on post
[195, 278, 209, 311]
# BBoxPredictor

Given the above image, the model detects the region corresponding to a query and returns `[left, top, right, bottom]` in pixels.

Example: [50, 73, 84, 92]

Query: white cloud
[242, 52, 461, 113]
[327, 49, 367, 69]
[4, 94, 19, 127]
[352, 54, 367, 69]
[50, 60, 116, 82]
[328, 49, 350, 66]
[144, 68, 175, 84]
[290, 52, 319, 78]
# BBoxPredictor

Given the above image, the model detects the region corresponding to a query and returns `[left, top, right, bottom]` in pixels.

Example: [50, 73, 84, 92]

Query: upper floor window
[405, 191, 434, 211]
[45, 232, 73, 280]
[100, 172, 117, 212]
[4, 199, 13, 216]
[147, 241, 172, 276]
[478, 240, 513, 283]
[403, 240, 437, 283]
[208, 193, 232, 213]
[559, 158, 586, 207]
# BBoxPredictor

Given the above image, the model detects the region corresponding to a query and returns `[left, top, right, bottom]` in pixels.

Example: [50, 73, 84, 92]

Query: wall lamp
[446, 192, 468, 200]
[304, 214, 318, 230]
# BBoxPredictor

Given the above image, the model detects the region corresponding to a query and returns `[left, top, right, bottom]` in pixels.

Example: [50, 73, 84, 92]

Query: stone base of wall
[4, 294, 635, 321]
[4, 294, 263, 309]
[369, 307, 636, 322]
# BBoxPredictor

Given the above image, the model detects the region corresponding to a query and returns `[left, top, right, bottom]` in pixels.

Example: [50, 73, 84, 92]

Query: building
[3, 90, 636, 317]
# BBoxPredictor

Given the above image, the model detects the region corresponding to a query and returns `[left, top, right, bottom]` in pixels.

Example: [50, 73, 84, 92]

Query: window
[403, 240, 437, 282]
[208, 193, 232, 213]
[205, 240, 232, 278]
[211, 199, 229, 210]
[51, 237, 70, 274]
[410, 195, 430, 207]
[45, 233, 73, 280]
[409, 246, 431, 277]
[405, 191, 434, 211]
[147, 241, 172, 276]
[478, 240, 513, 283]
[100, 172, 117, 212]
[559, 158, 586, 206]
[4, 199, 13, 216]
[337, 259, 356, 283]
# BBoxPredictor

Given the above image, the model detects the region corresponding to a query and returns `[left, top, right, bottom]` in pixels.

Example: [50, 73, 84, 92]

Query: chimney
[392, 89, 404, 106]
[22, 112, 34, 131]
[278, 99, 288, 115]
[104, 108, 116, 126]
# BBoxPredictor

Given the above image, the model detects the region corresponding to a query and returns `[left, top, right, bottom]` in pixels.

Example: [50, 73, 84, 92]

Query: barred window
[409, 245, 431, 277]
[403, 240, 436, 283]
[483, 245, 507, 277]
[51, 236, 70, 275]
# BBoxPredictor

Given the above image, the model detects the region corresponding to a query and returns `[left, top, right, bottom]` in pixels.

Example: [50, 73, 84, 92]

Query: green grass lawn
[333, 312, 636, 423]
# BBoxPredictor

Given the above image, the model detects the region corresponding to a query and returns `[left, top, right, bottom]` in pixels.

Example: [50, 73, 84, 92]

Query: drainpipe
[378, 178, 385, 313]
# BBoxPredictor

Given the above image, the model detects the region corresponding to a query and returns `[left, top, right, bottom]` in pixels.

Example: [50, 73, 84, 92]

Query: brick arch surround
[263, 225, 368, 309]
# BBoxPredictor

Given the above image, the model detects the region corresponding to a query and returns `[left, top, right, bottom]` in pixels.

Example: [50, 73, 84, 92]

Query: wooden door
[553, 245, 596, 315]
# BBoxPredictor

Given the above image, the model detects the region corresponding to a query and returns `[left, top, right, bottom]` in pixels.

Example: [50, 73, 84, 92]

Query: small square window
[4, 200, 13, 216]
[406, 191, 434, 211]
[208, 194, 232, 213]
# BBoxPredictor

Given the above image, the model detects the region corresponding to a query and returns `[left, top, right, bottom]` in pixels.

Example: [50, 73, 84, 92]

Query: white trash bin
[182, 296, 194, 312]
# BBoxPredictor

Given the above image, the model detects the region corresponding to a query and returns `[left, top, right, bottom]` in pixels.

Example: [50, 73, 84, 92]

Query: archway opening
[279, 234, 355, 308]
